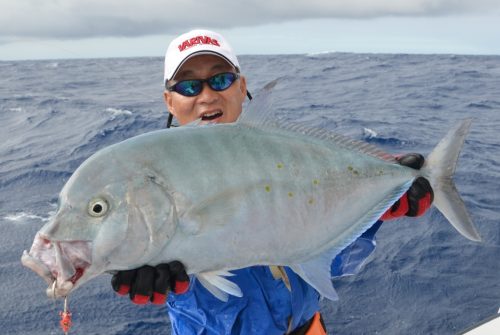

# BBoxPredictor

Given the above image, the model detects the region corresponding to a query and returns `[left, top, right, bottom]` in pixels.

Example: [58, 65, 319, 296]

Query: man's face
[164, 54, 247, 125]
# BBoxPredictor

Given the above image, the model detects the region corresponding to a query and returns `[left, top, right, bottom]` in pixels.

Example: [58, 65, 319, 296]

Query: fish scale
[152, 124, 413, 270]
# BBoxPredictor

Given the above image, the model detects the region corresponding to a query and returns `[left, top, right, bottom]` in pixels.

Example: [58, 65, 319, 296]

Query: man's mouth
[201, 111, 223, 121]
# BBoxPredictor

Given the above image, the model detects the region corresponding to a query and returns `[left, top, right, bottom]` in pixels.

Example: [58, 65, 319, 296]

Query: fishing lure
[52, 281, 72, 334]
[59, 296, 72, 334]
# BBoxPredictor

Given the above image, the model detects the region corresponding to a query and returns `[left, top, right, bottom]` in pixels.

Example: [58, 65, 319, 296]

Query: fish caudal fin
[424, 119, 481, 242]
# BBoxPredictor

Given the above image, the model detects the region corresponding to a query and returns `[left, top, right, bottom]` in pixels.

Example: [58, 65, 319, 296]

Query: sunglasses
[166, 72, 240, 97]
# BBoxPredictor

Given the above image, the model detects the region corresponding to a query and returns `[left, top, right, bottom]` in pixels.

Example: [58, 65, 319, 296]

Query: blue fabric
[167, 220, 384, 335]
[331, 220, 382, 277]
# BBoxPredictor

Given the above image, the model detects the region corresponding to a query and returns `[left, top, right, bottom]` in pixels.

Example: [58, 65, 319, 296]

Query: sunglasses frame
[166, 72, 240, 97]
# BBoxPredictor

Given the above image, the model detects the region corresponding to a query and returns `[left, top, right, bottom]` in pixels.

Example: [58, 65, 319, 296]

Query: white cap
[163, 29, 240, 84]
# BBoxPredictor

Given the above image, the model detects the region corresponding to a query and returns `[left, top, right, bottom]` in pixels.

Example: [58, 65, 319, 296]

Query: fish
[21, 81, 481, 302]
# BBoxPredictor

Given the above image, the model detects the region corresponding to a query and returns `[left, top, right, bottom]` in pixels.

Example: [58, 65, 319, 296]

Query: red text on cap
[178, 36, 220, 52]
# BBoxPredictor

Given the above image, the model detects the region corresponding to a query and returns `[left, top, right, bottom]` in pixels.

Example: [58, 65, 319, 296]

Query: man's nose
[197, 82, 219, 104]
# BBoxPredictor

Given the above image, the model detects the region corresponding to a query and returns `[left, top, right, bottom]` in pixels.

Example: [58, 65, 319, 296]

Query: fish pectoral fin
[290, 251, 341, 301]
[196, 270, 243, 302]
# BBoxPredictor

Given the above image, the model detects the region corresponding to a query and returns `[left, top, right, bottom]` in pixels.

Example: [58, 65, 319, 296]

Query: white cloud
[1, 0, 499, 40]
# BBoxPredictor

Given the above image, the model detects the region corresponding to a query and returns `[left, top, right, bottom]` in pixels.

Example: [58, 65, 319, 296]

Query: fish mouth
[21, 233, 92, 299]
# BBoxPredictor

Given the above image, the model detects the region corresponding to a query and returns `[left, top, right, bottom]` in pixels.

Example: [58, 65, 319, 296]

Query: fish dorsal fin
[196, 271, 243, 302]
[238, 78, 280, 128]
[239, 79, 396, 163]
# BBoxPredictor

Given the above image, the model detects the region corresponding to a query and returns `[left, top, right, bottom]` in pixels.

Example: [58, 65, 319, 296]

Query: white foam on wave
[4, 210, 55, 224]
[363, 127, 378, 139]
[307, 50, 336, 57]
[8, 107, 23, 112]
[105, 107, 133, 118]
[45, 62, 59, 68]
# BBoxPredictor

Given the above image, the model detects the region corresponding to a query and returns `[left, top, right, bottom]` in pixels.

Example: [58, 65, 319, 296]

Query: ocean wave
[0, 169, 72, 188]
[363, 127, 378, 139]
[306, 51, 336, 57]
[9, 94, 35, 102]
[3, 211, 53, 224]
[334, 74, 373, 83]
[361, 128, 410, 146]
[69, 114, 162, 158]
[45, 62, 59, 68]
[7, 107, 23, 112]
[467, 100, 500, 109]
[38, 97, 70, 107]
[322, 65, 337, 72]
[63, 80, 99, 89]
[453, 70, 485, 79]
[105, 107, 133, 120]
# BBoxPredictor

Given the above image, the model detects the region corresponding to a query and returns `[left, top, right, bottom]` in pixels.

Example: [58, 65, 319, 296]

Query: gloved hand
[111, 261, 189, 305]
[381, 153, 434, 220]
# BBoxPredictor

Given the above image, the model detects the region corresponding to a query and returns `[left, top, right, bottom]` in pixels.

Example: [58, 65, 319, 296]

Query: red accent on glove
[415, 192, 432, 217]
[152, 292, 167, 305]
[381, 193, 409, 221]
[174, 280, 190, 294]
[117, 284, 130, 296]
[132, 294, 150, 305]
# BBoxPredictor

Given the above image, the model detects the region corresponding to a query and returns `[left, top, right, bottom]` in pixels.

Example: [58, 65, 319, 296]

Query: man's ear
[164, 91, 175, 116]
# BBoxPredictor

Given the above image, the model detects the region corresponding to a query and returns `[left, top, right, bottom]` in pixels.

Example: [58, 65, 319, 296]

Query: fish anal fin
[290, 250, 341, 301]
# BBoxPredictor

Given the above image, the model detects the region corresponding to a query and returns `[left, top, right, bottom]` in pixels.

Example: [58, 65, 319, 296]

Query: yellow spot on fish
[288, 192, 294, 198]
[348, 166, 359, 175]
[265, 185, 271, 192]
[277, 163, 284, 169]
[308, 198, 315, 205]
[313, 179, 319, 185]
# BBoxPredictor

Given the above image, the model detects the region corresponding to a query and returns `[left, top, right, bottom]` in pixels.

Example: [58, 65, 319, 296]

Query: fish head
[22, 147, 179, 299]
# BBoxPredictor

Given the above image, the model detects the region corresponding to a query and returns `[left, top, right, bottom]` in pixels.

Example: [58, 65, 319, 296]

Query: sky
[1, 0, 500, 60]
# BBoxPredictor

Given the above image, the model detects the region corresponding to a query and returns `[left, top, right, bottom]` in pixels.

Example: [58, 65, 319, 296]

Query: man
[111, 29, 433, 334]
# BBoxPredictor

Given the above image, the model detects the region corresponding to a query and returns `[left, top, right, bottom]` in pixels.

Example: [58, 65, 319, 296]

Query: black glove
[381, 153, 434, 220]
[111, 261, 189, 305]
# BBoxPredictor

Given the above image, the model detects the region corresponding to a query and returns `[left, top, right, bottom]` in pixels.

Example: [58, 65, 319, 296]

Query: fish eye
[88, 198, 109, 217]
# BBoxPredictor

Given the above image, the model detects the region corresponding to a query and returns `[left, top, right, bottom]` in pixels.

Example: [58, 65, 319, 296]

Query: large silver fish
[22, 82, 480, 302]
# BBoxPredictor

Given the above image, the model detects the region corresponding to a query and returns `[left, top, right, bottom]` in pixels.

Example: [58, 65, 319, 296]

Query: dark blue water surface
[1, 53, 499, 334]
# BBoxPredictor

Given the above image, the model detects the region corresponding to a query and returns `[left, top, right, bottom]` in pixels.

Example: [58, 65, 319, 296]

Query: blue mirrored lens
[175, 80, 203, 96]
[208, 73, 237, 91]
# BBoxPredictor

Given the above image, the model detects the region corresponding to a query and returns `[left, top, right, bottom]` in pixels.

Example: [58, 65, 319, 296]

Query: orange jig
[59, 297, 72, 334]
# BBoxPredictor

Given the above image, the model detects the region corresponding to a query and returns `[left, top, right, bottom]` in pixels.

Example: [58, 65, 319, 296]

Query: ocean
[1, 53, 499, 334]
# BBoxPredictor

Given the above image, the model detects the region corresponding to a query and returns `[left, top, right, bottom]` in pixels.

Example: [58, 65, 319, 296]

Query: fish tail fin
[423, 118, 481, 242]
